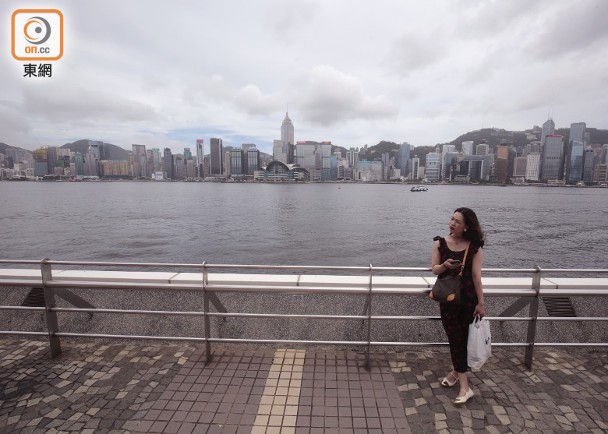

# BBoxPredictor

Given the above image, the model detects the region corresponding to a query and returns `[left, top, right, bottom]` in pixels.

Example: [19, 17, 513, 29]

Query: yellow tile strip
[252, 348, 305, 433]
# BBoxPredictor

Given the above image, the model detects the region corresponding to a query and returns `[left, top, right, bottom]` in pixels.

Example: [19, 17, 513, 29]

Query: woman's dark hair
[454, 207, 484, 244]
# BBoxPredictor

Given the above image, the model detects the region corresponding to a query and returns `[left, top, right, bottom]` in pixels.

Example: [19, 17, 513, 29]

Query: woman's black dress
[434, 236, 483, 373]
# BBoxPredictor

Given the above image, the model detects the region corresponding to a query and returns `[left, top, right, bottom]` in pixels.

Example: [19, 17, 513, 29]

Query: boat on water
[410, 185, 428, 192]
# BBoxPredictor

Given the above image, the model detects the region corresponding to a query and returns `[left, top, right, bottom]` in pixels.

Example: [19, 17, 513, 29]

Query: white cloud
[294, 65, 398, 126]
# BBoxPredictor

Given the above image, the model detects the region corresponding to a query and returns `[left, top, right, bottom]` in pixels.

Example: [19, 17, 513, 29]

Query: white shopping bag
[467, 316, 491, 371]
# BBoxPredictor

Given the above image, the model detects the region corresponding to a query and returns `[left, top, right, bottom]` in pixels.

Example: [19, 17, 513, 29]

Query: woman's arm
[431, 240, 447, 275]
[472, 247, 485, 317]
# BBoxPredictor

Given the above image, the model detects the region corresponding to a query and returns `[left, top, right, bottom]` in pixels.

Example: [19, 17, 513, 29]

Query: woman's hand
[443, 260, 461, 270]
[473, 303, 485, 318]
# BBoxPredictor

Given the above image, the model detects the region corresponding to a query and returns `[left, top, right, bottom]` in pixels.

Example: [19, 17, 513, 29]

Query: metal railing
[1, 258, 607, 369]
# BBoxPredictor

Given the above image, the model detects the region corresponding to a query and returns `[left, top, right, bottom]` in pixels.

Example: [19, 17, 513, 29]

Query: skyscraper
[210, 138, 223, 176]
[567, 122, 586, 183]
[163, 148, 174, 179]
[399, 143, 411, 177]
[540, 118, 555, 148]
[196, 139, 204, 178]
[132, 144, 147, 178]
[280, 112, 295, 164]
[540, 135, 564, 182]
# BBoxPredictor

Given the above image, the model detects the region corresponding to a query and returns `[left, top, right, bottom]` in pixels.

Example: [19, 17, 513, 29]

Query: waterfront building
[582, 147, 595, 183]
[46, 146, 59, 174]
[132, 144, 147, 178]
[455, 155, 492, 182]
[32, 148, 49, 177]
[356, 160, 383, 182]
[163, 148, 174, 179]
[462, 141, 473, 156]
[196, 139, 204, 178]
[399, 143, 411, 177]
[540, 135, 564, 181]
[494, 146, 510, 183]
[512, 156, 527, 183]
[525, 153, 540, 181]
[246, 148, 260, 175]
[184, 148, 192, 160]
[567, 122, 586, 183]
[231, 149, 244, 175]
[441, 145, 455, 180]
[150, 148, 162, 173]
[210, 138, 223, 176]
[295, 141, 333, 181]
[410, 156, 420, 180]
[425, 152, 441, 181]
[100, 160, 129, 178]
[281, 112, 295, 164]
[73, 152, 84, 176]
[173, 155, 184, 179]
[273, 140, 286, 164]
[381, 152, 391, 181]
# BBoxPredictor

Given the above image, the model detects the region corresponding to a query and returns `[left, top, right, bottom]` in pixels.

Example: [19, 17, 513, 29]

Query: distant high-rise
[567, 122, 586, 183]
[210, 138, 223, 176]
[277, 112, 295, 164]
[540, 135, 564, 181]
[163, 148, 174, 179]
[281, 112, 294, 147]
[399, 143, 411, 177]
[540, 118, 555, 148]
[196, 139, 204, 178]
[132, 144, 147, 178]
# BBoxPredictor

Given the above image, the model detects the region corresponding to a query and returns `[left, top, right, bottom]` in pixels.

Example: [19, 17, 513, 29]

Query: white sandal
[454, 388, 474, 404]
[440, 372, 458, 387]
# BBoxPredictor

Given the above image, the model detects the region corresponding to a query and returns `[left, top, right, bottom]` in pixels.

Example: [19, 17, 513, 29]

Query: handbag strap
[458, 242, 470, 276]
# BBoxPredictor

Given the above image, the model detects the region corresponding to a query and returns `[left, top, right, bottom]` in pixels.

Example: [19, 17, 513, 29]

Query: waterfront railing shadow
[1, 259, 607, 369]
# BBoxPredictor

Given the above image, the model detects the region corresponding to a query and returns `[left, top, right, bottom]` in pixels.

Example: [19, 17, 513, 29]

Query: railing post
[365, 264, 373, 370]
[41, 258, 61, 358]
[524, 265, 541, 370]
[202, 261, 212, 365]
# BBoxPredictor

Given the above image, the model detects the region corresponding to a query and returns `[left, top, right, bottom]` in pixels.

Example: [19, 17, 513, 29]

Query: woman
[431, 207, 485, 405]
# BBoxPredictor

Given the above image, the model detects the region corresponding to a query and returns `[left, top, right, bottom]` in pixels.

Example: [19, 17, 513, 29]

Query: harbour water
[1, 182, 607, 269]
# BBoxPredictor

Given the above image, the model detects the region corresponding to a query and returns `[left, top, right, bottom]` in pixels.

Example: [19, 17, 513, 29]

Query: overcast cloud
[1, 0, 607, 155]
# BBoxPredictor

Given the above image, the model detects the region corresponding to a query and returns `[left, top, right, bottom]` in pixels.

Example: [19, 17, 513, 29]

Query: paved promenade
[0, 339, 606, 433]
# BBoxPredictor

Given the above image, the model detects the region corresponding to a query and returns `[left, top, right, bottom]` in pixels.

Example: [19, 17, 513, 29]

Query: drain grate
[21, 287, 45, 307]
[542, 296, 576, 317]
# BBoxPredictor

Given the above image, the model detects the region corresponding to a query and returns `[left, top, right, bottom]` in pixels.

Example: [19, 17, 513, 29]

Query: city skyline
[2, 1, 608, 156]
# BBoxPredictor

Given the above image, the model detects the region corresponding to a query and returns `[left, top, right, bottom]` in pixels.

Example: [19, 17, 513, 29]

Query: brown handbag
[429, 242, 470, 303]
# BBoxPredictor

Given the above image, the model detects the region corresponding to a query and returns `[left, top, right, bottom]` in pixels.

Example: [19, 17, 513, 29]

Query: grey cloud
[0, 104, 30, 134]
[235, 85, 282, 116]
[23, 86, 159, 124]
[388, 32, 445, 73]
[294, 65, 398, 126]
[531, 0, 608, 59]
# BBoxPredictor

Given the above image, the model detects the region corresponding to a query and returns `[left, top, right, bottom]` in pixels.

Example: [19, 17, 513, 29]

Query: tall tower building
[567, 122, 586, 183]
[540, 118, 555, 148]
[132, 144, 147, 178]
[210, 138, 223, 176]
[399, 143, 411, 177]
[540, 135, 564, 182]
[163, 148, 174, 179]
[196, 139, 204, 178]
[281, 112, 294, 147]
[280, 112, 295, 164]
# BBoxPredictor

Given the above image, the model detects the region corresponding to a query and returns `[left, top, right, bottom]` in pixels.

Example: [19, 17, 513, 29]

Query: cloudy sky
[2, 0, 607, 155]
